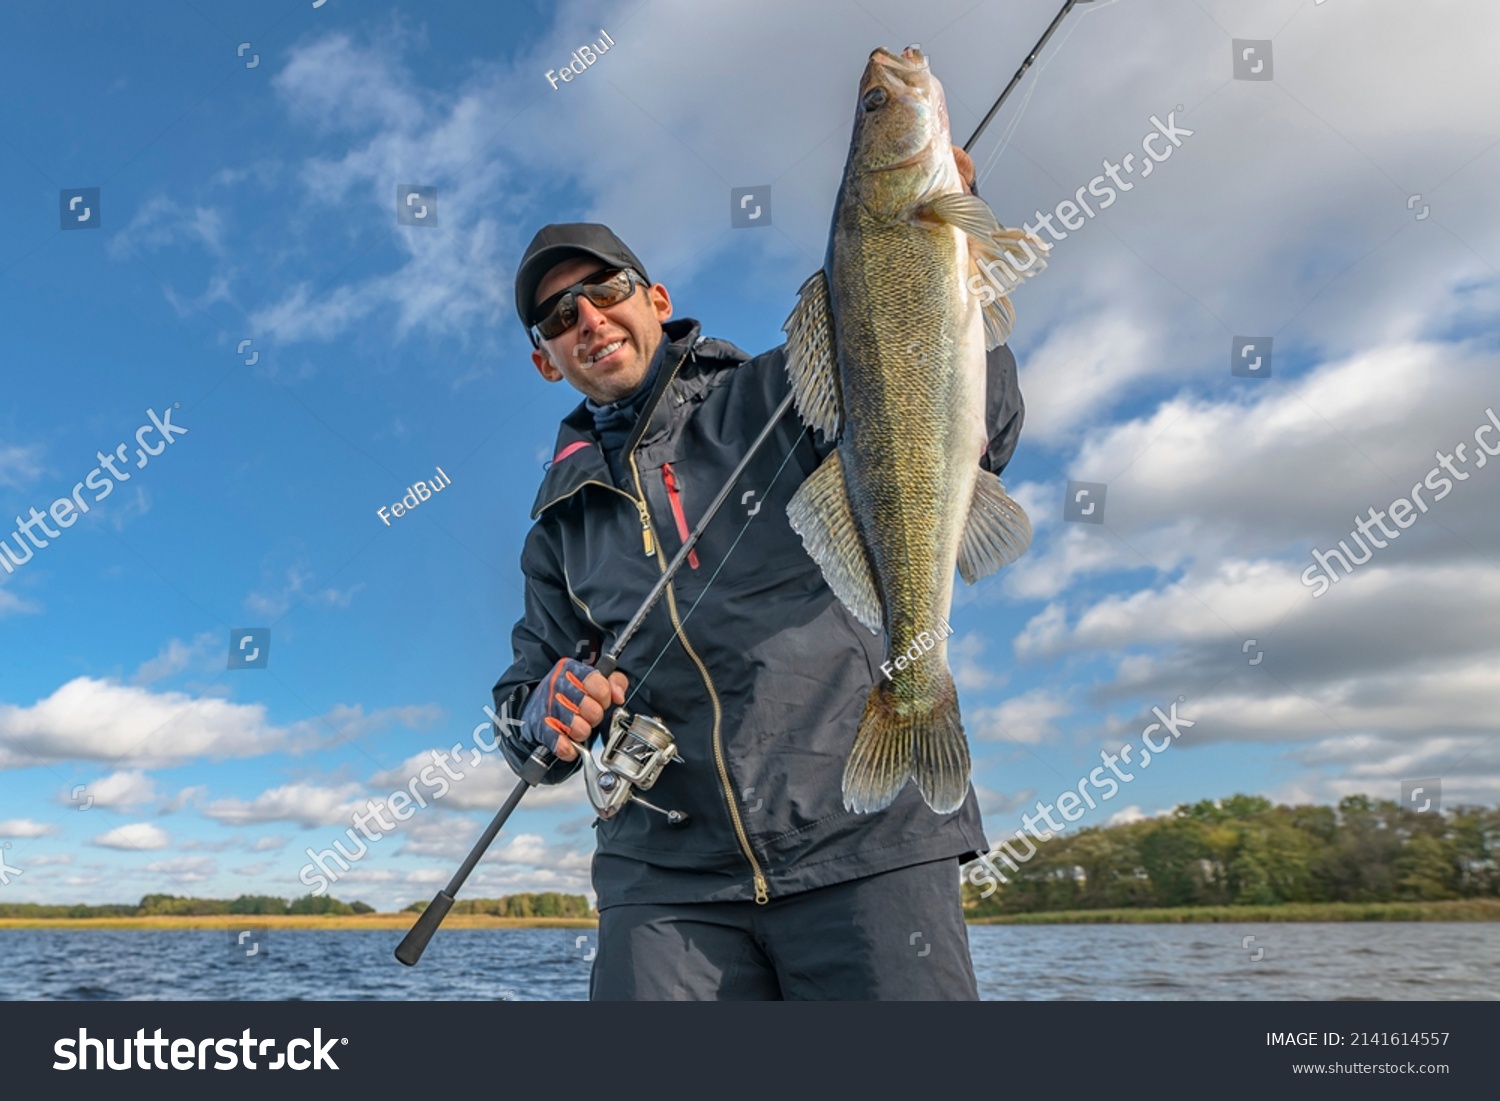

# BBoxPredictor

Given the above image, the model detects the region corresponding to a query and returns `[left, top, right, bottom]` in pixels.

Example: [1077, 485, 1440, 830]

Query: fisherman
[492, 147, 1023, 1000]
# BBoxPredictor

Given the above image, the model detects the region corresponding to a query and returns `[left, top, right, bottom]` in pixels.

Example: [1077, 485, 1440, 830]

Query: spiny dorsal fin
[781, 269, 842, 438]
[786, 450, 882, 633]
[957, 469, 1033, 584]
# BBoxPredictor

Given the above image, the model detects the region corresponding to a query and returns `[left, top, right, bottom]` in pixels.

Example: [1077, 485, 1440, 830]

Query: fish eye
[862, 86, 888, 112]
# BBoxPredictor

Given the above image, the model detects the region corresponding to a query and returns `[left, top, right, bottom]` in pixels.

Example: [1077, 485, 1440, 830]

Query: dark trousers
[590, 858, 978, 1000]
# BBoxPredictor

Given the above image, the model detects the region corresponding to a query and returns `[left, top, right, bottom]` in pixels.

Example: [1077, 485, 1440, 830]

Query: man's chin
[588, 361, 651, 403]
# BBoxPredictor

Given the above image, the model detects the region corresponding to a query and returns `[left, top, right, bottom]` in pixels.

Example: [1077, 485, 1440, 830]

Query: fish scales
[835, 219, 976, 699]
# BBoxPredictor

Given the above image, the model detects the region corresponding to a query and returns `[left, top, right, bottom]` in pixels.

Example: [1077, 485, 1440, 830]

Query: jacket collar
[530, 318, 702, 518]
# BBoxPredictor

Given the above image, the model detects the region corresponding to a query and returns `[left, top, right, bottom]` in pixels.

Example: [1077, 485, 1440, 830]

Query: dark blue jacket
[493, 317, 1023, 908]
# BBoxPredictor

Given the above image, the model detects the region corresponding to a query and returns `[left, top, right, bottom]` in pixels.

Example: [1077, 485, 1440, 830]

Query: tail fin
[843, 674, 971, 815]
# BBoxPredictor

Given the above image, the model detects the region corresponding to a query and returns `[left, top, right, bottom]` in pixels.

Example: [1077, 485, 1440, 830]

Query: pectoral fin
[781, 269, 842, 438]
[920, 192, 1003, 239]
[921, 193, 1049, 350]
[786, 450, 882, 633]
[956, 469, 1033, 584]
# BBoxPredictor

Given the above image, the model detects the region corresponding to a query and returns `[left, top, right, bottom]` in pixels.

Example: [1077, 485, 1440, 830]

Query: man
[492, 148, 1024, 1000]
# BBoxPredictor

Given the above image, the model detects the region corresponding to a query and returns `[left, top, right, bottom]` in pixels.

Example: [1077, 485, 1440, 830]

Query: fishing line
[621, 422, 808, 710]
[972, 0, 1116, 189]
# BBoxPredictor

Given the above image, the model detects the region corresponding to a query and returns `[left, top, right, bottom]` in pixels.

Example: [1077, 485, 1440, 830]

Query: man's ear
[649, 282, 673, 323]
[532, 347, 565, 383]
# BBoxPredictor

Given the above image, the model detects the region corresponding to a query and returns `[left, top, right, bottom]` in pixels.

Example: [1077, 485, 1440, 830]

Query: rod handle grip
[394, 890, 455, 967]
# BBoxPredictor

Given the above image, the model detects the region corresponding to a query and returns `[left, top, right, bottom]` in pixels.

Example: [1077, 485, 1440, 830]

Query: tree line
[964, 794, 1500, 915]
[0, 893, 374, 918]
[403, 892, 593, 918]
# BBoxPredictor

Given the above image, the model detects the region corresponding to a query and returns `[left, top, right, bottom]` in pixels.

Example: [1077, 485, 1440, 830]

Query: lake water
[2, 923, 1496, 1000]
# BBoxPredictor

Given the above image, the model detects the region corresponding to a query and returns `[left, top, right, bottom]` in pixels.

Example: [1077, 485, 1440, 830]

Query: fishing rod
[396, 3, 1091, 967]
[396, 389, 796, 966]
[963, 0, 1092, 154]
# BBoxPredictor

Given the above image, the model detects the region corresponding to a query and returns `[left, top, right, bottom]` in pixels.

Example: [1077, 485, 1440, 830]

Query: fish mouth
[870, 45, 928, 72]
[866, 46, 930, 93]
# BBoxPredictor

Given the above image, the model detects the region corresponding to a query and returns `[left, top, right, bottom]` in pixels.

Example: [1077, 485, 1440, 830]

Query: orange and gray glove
[520, 657, 628, 762]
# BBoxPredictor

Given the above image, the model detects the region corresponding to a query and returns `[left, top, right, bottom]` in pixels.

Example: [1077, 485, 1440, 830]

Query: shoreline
[968, 899, 1500, 924]
[4, 900, 1498, 929]
[0, 915, 598, 931]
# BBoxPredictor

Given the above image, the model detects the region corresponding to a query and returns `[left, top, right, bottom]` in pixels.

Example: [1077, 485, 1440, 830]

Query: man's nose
[575, 295, 609, 332]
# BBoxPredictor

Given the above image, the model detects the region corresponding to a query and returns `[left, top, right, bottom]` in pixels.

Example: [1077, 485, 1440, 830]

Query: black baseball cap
[514, 222, 650, 339]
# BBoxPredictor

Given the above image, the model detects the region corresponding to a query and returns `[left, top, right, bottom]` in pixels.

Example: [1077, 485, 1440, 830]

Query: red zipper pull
[661, 463, 699, 569]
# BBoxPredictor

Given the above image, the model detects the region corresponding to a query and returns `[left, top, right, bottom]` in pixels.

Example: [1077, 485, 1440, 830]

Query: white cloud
[201, 782, 368, 828]
[158, 785, 208, 814]
[370, 746, 587, 812]
[0, 676, 437, 770]
[1104, 804, 1146, 828]
[0, 818, 58, 838]
[969, 689, 1072, 745]
[0, 442, 45, 489]
[27, 853, 74, 867]
[0, 587, 41, 618]
[143, 855, 217, 883]
[972, 784, 1037, 818]
[392, 817, 593, 880]
[93, 822, 169, 850]
[245, 562, 369, 618]
[950, 632, 1005, 691]
[0, 677, 291, 769]
[1016, 310, 1159, 445]
[132, 632, 220, 685]
[69, 769, 157, 810]
[107, 194, 228, 260]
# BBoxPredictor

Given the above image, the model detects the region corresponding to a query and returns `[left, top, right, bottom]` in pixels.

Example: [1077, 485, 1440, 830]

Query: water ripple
[0, 923, 1495, 1000]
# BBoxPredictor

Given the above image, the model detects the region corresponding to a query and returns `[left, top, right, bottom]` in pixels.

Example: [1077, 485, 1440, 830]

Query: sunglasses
[529, 267, 644, 344]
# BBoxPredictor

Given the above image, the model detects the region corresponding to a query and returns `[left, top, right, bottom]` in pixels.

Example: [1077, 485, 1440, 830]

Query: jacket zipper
[636, 499, 655, 557]
[628, 451, 769, 905]
[537, 347, 769, 904]
[660, 463, 699, 569]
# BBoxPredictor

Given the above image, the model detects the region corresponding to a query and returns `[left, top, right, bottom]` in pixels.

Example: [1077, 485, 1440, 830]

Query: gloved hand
[521, 657, 629, 763]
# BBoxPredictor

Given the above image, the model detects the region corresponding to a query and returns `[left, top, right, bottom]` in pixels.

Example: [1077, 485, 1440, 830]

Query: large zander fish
[783, 46, 1044, 814]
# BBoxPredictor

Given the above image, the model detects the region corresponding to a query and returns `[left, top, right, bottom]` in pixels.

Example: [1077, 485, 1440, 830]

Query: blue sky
[2, 0, 1498, 910]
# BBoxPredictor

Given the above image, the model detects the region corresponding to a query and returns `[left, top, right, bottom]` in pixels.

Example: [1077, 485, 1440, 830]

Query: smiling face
[529, 255, 674, 405]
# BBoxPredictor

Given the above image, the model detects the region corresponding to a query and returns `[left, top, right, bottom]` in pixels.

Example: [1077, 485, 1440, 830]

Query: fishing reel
[580, 708, 689, 826]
